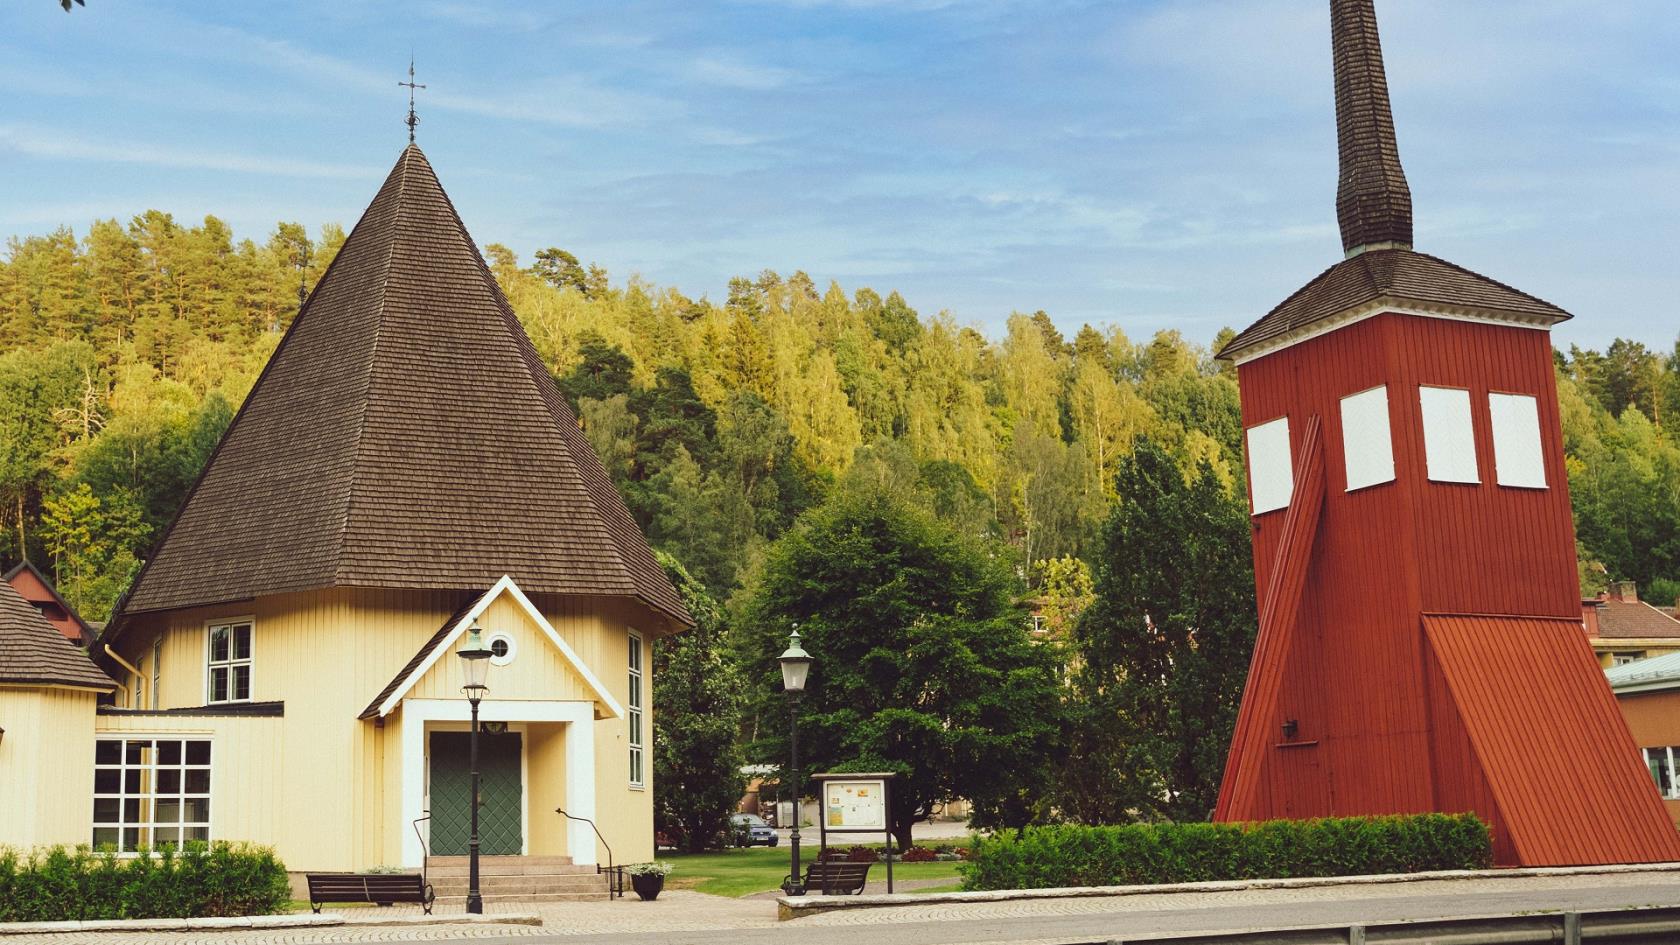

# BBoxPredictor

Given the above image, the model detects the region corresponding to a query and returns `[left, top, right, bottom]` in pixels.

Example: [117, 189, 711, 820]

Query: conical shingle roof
[115, 145, 689, 628]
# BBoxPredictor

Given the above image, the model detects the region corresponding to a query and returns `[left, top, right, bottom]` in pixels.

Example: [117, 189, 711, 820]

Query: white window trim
[628, 631, 645, 790]
[1418, 385, 1481, 484]
[487, 631, 518, 667]
[204, 616, 254, 705]
[93, 734, 214, 855]
[150, 638, 162, 710]
[1339, 385, 1396, 492]
[1645, 746, 1679, 800]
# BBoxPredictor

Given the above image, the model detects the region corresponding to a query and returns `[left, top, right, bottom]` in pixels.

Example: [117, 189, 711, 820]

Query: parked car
[730, 813, 778, 847]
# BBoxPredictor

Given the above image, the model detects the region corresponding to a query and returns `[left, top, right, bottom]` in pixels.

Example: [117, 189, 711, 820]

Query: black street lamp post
[778, 628, 813, 896]
[458, 624, 493, 915]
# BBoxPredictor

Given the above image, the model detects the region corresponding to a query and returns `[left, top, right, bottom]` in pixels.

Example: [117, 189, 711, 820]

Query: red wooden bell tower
[1213, 0, 1680, 866]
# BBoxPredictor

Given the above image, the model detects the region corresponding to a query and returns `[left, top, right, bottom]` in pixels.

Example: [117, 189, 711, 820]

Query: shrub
[960, 814, 1492, 891]
[845, 844, 880, 863]
[0, 842, 291, 921]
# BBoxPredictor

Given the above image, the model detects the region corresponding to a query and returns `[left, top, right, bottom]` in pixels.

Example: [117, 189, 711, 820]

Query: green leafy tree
[741, 489, 1065, 849]
[652, 551, 748, 852]
[1064, 438, 1256, 823]
[39, 482, 146, 620]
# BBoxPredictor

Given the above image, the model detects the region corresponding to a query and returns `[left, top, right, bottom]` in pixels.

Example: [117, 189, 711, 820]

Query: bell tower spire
[1331, 0, 1412, 256]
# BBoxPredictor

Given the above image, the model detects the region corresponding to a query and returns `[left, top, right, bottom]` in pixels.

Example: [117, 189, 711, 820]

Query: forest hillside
[2, 213, 1677, 621]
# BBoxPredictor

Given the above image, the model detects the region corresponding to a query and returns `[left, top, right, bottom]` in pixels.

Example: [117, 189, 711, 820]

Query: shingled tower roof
[1332, 0, 1411, 255]
[1218, 0, 1570, 362]
[114, 145, 690, 629]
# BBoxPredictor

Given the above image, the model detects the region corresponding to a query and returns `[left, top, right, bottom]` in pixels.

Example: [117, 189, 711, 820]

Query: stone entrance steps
[424, 855, 608, 902]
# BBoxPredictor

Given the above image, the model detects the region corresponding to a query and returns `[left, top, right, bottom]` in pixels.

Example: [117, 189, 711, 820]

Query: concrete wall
[0, 686, 100, 848]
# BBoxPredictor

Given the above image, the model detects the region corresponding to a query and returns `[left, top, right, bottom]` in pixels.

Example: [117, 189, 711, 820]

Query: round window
[488, 632, 516, 666]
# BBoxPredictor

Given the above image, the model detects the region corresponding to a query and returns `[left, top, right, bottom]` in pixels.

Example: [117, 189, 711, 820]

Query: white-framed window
[206, 620, 252, 704]
[1340, 385, 1395, 492]
[1644, 746, 1679, 799]
[1612, 651, 1646, 667]
[1488, 392, 1547, 489]
[151, 638, 161, 710]
[488, 631, 517, 667]
[628, 631, 644, 788]
[1245, 416, 1293, 515]
[93, 736, 212, 852]
[1418, 386, 1480, 483]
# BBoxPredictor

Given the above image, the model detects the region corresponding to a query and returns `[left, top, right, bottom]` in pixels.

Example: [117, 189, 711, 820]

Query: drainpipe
[104, 644, 140, 707]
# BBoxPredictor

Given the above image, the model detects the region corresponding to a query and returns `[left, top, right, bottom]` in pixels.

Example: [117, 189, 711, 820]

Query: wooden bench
[306, 873, 434, 914]
[803, 860, 872, 895]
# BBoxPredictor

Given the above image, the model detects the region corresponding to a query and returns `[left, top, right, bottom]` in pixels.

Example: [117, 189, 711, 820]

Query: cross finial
[399, 57, 427, 144]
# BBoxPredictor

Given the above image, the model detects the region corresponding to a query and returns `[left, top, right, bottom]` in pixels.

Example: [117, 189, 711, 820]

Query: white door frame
[401, 698, 596, 868]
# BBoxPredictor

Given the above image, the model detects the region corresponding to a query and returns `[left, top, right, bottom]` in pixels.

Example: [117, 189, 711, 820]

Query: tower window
[1340, 386, 1395, 492]
[1418, 386, 1479, 484]
[1245, 416, 1293, 515]
[1488, 392, 1547, 489]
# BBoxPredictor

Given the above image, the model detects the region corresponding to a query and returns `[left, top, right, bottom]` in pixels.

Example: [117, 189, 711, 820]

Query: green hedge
[960, 814, 1492, 890]
[0, 843, 292, 922]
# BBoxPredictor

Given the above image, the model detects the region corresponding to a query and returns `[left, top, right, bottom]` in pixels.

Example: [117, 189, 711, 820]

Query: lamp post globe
[778, 628, 813, 896]
[458, 623, 494, 914]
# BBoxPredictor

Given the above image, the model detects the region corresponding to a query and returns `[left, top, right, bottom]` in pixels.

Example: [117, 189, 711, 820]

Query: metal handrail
[555, 807, 620, 897]
[411, 810, 431, 893]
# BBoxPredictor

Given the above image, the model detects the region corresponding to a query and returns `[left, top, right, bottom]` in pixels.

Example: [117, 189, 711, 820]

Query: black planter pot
[631, 872, 665, 901]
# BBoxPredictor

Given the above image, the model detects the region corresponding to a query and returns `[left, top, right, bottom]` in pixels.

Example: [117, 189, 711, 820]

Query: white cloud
[0, 125, 375, 179]
[688, 56, 802, 91]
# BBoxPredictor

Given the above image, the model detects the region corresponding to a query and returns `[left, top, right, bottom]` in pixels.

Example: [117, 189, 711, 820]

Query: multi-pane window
[207, 621, 252, 704]
[1644, 746, 1679, 799]
[93, 737, 211, 852]
[628, 632, 644, 787]
[1613, 651, 1646, 667]
[151, 638, 161, 710]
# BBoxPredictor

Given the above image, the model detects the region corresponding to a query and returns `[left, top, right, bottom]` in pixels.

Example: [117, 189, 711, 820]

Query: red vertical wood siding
[1217, 311, 1680, 865]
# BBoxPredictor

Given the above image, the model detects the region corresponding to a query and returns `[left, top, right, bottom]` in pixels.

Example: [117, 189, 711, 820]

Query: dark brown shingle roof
[1218, 249, 1571, 360]
[115, 145, 689, 630]
[0, 580, 116, 691]
[1594, 599, 1680, 640]
[1332, 0, 1412, 253]
[359, 592, 482, 719]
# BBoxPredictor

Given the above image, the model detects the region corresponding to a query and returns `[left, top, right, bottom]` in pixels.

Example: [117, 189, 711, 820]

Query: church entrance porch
[400, 698, 597, 869]
[428, 730, 523, 856]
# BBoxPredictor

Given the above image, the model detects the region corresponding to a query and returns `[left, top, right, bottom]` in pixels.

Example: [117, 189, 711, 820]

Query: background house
[1582, 581, 1680, 668]
[5, 561, 95, 647]
[1607, 652, 1680, 826]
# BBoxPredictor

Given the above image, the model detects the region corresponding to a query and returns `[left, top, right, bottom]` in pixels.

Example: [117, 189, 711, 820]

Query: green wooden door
[429, 731, 522, 856]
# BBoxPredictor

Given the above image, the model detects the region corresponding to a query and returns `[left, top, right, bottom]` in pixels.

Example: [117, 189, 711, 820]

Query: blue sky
[2, 0, 1676, 350]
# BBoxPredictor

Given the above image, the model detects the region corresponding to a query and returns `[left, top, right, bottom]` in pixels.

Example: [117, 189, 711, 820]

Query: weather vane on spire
[399, 57, 426, 144]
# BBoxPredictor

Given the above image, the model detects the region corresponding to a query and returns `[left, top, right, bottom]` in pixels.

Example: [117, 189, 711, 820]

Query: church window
[206, 620, 252, 704]
[1488, 392, 1547, 489]
[1340, 386, 1395, 491]
[1418, 386, 1479, 484]
[93, 737, 212, 852]
[1245, 416, 1293, 515]
[628, 631, 644, 788]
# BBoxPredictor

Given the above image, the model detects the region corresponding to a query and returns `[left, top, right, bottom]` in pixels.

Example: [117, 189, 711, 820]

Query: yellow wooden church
[0, 145, 690, 894]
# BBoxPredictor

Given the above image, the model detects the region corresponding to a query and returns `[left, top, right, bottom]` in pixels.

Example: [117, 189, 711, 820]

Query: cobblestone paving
[7, 870, 1680, 945]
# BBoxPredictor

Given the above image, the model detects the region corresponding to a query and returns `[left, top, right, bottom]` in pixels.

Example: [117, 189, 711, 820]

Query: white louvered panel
[1340, 385, 1394, 491]
[1246, 416, 1293, 515]
[1489, 392, 1547, 488]
[1419, 386, 1479, 483]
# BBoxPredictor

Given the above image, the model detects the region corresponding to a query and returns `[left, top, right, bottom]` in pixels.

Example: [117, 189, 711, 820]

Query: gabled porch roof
[359, 575, 623, 721]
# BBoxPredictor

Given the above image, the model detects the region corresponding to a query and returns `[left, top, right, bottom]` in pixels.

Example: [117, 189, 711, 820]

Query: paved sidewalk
[6, 869, 1680, 945]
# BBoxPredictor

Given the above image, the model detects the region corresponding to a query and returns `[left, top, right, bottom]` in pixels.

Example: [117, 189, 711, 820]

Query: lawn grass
[661, 847, 964, 898]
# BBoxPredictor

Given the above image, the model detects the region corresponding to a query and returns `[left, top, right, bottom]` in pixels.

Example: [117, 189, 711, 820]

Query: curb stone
[0, 912, 541, 936]
[776, 860, 1680, 920]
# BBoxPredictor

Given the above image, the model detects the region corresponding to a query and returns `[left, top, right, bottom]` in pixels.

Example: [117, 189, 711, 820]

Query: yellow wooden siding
[111, 585, 666, 870]
[0, 687, 99, 848]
